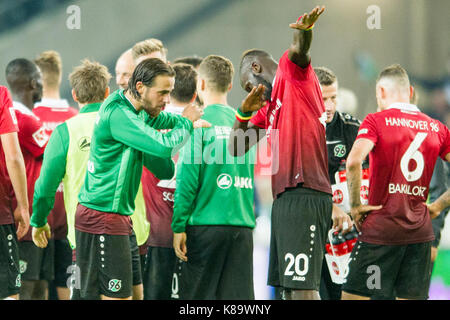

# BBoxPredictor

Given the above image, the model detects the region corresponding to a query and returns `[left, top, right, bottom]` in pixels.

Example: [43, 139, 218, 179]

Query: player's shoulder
[337, 112, 361, 126]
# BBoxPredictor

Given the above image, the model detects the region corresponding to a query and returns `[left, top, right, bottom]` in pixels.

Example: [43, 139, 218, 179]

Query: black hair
[173, 56, 203, 69]
[5, 58, 39, 89]
[128, 58, 175, 99]
[171, 63, 197, 103]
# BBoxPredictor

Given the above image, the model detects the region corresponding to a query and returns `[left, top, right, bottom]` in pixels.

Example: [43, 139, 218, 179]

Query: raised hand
[240, 84, 266, 114]
[289, 5, 325, 30]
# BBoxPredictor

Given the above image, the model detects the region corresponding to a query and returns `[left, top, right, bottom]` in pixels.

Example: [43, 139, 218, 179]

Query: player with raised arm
[342, 64, 450, 300]
[228, 6, 352, 300]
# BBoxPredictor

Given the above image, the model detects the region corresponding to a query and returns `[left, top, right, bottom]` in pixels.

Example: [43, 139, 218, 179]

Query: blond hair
[131, 38, 167, 61]
[198, 55, 234, 93]
[377, 64, 410, 91]
[34, 50, 62, 88]
[69, 59, 111, 104]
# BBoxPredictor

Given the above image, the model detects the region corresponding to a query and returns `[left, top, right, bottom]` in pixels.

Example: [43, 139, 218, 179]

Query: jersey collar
[387, 102, 420, 112]
[120, 89, 139, 113]
[34, 98, 69, 109]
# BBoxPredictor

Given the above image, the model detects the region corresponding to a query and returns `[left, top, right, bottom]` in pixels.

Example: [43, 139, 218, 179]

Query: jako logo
[217, 174, 232, 189]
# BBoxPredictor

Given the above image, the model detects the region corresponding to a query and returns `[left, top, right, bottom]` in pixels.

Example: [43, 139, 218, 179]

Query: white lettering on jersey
[384, 117, 430, 131]
[32, 127, 50, 147]
[214, 126, 232, 140]
[388, 183, 427, 197]
[87, 160, 95, 173]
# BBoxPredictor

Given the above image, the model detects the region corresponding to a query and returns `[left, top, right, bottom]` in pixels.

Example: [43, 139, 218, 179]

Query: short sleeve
[356, 113, 379, 146]
[439, 122, 450, 160]
[250, 104, 268, 129]
[0, 86, 18, 134]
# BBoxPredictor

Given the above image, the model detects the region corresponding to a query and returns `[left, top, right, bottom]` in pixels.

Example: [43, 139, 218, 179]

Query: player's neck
[124, 89, 142, 111]
[202, 92, 228, 107]
[12, 92, 33, 110]
[42, 88, 61, 100]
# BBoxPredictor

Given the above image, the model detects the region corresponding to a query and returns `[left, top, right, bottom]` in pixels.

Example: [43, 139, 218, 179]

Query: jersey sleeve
[0, 86, 18, 134]
[172, 129, 203, 233]
[280, 50, 314, 82]
[16, 111, 49, 158]
[143, 153, 175, 180]
[250, 105, 268, 129]
[439, 122, 450, 160]
[355, 113, 379, 146]
[31, 123, 69, 228]
[109, 105, 194, 159]
[148, 111, 184, 130]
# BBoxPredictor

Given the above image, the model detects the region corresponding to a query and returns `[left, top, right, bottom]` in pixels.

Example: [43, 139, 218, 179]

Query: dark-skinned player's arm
[288, 6, 325, 68]
[427, 152, 450, 219]
[228, 84, 267, 157]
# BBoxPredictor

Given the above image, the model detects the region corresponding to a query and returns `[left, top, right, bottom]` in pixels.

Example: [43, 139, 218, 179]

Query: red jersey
[356, 103, 450, 245]
[33, 99, 78, 239]
[0, 86, 19, 225]
[252, 50, 331, 198]
[12, 101, 50, 241]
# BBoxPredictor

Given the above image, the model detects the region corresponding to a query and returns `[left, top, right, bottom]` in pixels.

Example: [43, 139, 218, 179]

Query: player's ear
[251, 62, 262, 74]
[71, 89, 79, 103]
[104, 87, 110, 99]
[189, 92, 197, 104]
[227, 82, 233, 92]
[409, 86, 415, 103]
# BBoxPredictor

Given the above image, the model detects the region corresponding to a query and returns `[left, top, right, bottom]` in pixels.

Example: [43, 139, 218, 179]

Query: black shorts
[75, 230, 133, 299]
[0, 224, 21, 298]
[143, 246, 177, 300]
[172, 225, 254, 300]
[18, 239, 55, 281]
[268, 187, 333, 291]
[53, 238, 73, 287]
[129, 231, 143, 286]
[342, 241, 432, 300]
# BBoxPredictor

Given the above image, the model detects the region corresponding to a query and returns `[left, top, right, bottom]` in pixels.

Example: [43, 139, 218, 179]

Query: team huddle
[0, 6, 449, 301]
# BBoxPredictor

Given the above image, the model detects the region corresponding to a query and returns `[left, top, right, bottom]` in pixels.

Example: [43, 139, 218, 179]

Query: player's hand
[427, 202, 441, 219]
[289, 6, 325, 30]
[14, 205, 30, 240]
[331, 204, 353, 234]
[32, 223, 51, 248]
[241, 84, 266, 113]
[182, 104, 203, 123]
[193, 119, 211, 129]
[350, 204, 382, 232]
[173, 232, 188, 262]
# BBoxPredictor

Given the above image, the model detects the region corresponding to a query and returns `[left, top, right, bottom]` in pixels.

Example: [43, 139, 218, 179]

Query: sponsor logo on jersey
[32, 127, 50, 147]
[108, 279, 122, 292]
[357, 128, 368, 135]
[78, 136, 91, 152]
[87, 160, 95, 173]
[16, 274, 21, 288]
[217, 174, 232, 189]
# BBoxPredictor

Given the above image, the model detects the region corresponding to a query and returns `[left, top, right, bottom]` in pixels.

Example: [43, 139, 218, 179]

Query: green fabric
[172, 104, 256, 233]
[31, 103, 102, 248]
[78, 89, 193, 215]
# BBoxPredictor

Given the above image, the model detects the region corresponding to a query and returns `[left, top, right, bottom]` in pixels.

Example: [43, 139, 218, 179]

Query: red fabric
[0, 86, 19, 225]
[357, 106, 450, 245]
[75, 204, 132, 236]
[265, 50, 331, 198]
[12, 105, 49, 241]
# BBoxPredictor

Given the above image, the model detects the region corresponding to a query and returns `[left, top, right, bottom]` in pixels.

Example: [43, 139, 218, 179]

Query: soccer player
[342, 64, 450, 300]
[314, 67, 362, 300]
[31, 59, 111, 300]
[33, 50, 78, 300]
[172, 55, 256, 300]
[132, 38, 168, 65]
[142, 63, 198, 300]
[115, 49, 134, 90]
[228, 6, 352, 300]
[5, 58, 51, 300]
[0, 85, 29, 300]
[74, 58, 205, 300]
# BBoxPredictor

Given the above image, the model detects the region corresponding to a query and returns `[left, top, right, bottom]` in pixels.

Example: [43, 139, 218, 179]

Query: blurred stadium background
[0, 0, 448, 300]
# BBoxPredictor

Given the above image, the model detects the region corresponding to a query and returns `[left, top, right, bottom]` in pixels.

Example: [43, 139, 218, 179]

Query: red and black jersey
[0, 86, 19, 225]
[252, 50, 331, 198]
[357, 103, 450, 245]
